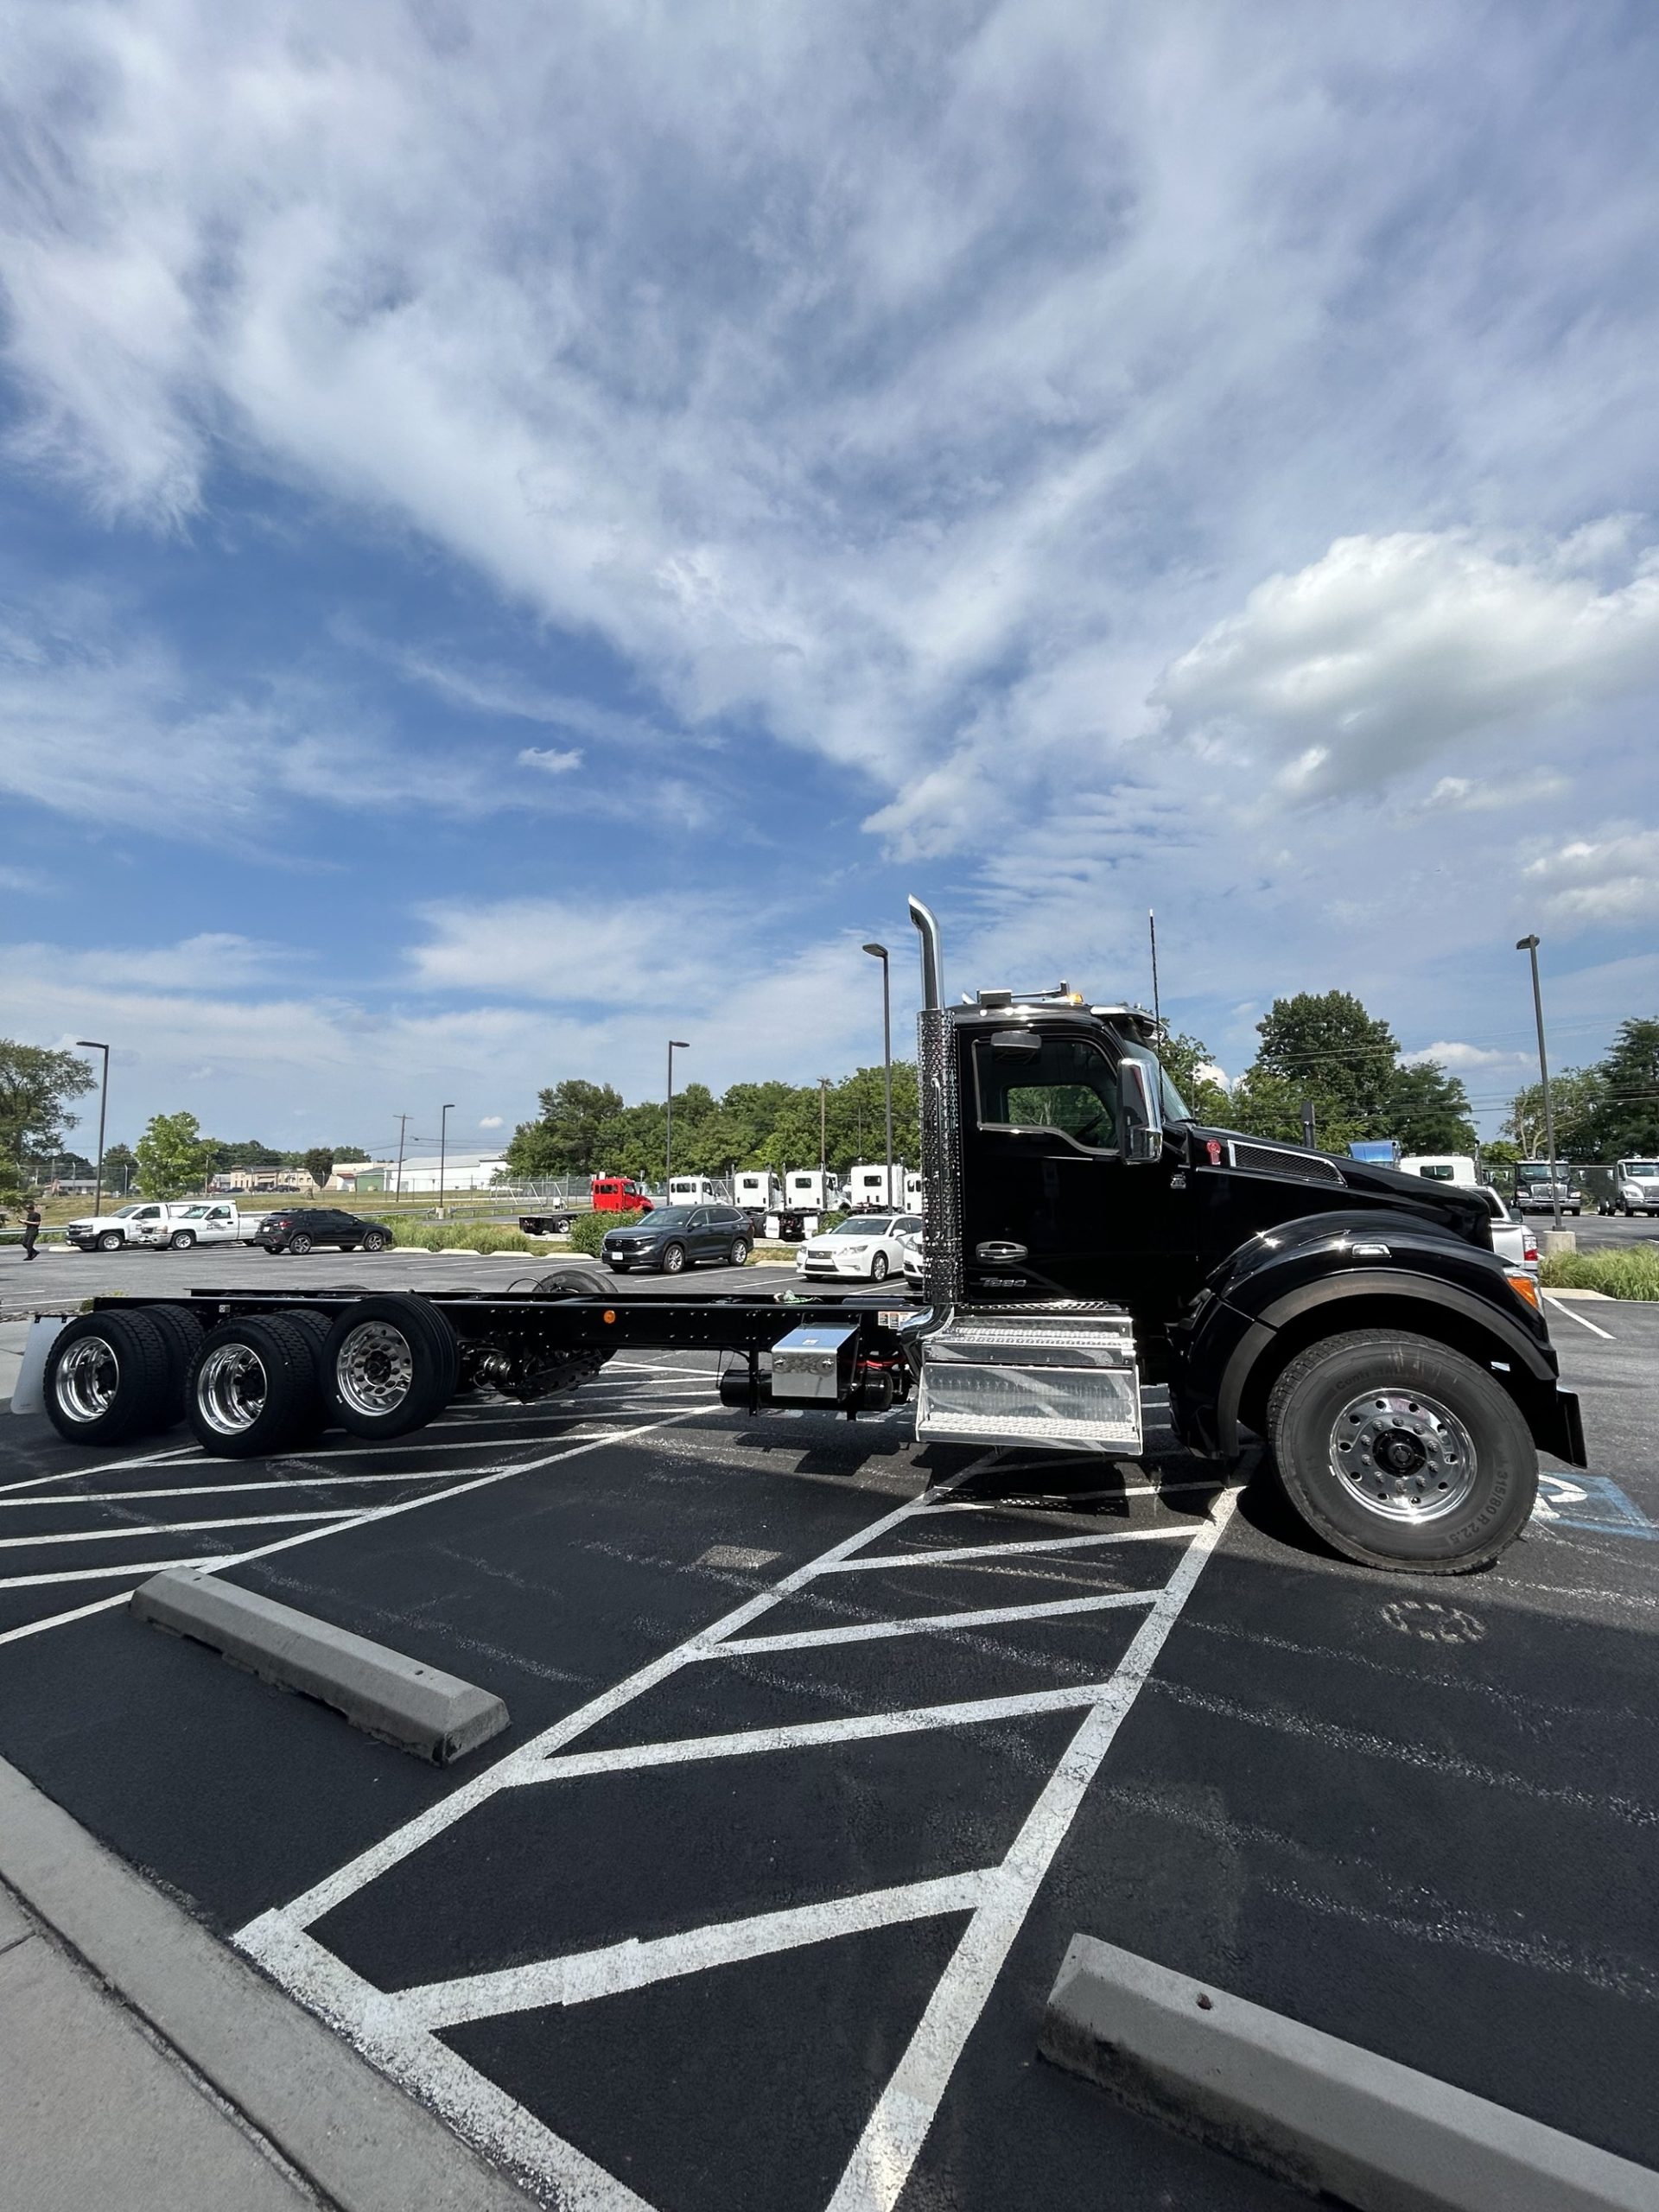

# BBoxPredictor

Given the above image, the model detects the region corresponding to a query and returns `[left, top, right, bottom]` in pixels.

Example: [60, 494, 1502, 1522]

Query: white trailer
[667, 1175, 728, 1205]
[904, 1170, 925, 1211]
[733, 1171, 783, 1217]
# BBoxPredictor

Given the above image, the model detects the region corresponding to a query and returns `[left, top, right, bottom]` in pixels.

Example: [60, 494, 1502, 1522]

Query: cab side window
[974, 1034, 1119, 1153]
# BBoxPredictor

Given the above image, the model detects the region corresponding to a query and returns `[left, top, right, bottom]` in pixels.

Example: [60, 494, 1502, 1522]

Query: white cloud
[1523, 828, 1659, 929]
[1157, 529, 1659, 803]
[518, 746, 582, 775]
[478, 1114, 504, 1128]
[1420, 769, 1570, 813]
[1402, 1040, 1530, 1073]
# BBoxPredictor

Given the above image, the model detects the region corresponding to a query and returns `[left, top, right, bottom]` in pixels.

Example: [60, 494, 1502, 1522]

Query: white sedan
[796, 1213, 922, 1283]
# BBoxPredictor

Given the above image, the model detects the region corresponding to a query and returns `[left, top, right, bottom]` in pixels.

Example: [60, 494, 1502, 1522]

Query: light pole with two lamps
[76, 1040, 110, 1219]
[665, 1041, 690, 1192]
[862, 942, 894, 1206]
[1516, 934, 1563, 1234]
[438, 1103, 455, 1217]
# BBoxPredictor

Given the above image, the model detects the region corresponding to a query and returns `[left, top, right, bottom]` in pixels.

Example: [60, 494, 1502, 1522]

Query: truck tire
[168, 1230, 197, 1249]
[141, 1303, 207, 1410]
[186, 1316, 327, 1458]
[658, 1243, 686, 1274]
[323, 1294, 458, 1438]
[98, 1230, 122, 1252]
[1266, 1329, 1536, 1574]
[43, 1311, 177, 1445]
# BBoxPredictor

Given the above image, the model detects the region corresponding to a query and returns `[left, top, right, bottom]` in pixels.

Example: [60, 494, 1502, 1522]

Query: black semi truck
[35, 898, 1584, 1574]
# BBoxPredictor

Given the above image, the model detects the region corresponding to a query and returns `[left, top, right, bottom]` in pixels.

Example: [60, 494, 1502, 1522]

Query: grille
[1227, 1141, 1345, 1185]
[917, 1007, 963, 1305]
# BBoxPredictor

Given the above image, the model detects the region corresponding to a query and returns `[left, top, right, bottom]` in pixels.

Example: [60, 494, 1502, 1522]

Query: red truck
[518, 1174, 654, 1236]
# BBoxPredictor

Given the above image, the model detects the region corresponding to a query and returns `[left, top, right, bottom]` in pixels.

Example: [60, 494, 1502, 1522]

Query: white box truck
[846, 1162, 908, 1211]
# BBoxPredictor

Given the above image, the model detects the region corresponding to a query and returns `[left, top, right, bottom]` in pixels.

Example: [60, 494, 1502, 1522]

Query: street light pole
[666, 1041, 690, 1192]
[1516, 935, 1562, 1233]
[862, 942, 893, 1205]
[439, 1103, 455, 1217]
[394, 1113, 410, 1201]
[76, 1041, 110, 1219]
[818, 1076, 830, 1204]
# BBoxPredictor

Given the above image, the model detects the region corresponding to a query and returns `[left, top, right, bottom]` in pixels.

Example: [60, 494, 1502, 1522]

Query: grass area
[389, 1220, 570, 1255]
[1539, 1244, 1659, 1300]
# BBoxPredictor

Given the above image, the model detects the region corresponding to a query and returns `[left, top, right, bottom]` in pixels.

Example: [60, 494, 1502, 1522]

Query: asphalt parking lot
[0, 1294, 1656, 2209]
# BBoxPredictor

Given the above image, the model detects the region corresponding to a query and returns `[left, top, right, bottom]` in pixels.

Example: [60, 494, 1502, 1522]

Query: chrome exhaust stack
[909, 895, 944, 1012]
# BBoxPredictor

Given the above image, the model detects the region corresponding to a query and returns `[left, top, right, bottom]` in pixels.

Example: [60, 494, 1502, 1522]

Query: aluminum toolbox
[769, 1321, 860, 1405]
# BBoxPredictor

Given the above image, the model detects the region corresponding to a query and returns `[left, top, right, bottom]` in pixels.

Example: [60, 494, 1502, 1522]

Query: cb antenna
[1148, 909, 1162, 1039]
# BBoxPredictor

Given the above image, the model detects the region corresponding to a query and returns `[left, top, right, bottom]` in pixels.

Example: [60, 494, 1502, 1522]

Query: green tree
[1503, 1067, 1606, 1159]
[302, 1147, 336, 1191]
[0, 1040, 97, 1171]
[1250, 992, 1401, 1135]
[1157, 1032, 1232, 1125]
[1385, 1063, 1476, 1155]
[134, 1111, 214, 1199]
[505, 1080, 626, 1177]
[1586, 1018, 1659, 1156]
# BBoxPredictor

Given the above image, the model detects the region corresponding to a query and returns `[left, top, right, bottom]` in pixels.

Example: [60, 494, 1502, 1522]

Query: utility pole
[394, 1113, 410, 1201]
[1301, 1100, 1317, 1150]
[1148, 910, 1161, 1038]
[1516, 934, 1563, 1232]
[819, 1076, 830, 1203]
[439, 1103, 455, 1217]
[76, 1040, 110, 1219]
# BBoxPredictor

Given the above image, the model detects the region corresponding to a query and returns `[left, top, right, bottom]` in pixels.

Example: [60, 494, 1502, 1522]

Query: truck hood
[1183, 1124, 1492, 1249]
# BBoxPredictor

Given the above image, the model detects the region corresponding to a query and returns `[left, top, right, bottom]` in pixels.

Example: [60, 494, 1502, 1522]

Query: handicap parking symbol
[1532, 1472, 1657, 1541]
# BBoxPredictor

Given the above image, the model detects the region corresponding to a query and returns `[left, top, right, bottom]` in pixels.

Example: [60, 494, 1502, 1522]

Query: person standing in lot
[22, 1201, 41, 1261]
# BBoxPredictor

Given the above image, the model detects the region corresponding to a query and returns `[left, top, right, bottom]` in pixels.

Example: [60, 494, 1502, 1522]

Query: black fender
[1166, 1213, 1585, 1467]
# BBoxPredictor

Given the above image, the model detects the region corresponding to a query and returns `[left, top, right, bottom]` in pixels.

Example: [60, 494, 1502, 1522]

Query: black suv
[252, 1207, 392, 1255]
[602, 1205, 751, 1274]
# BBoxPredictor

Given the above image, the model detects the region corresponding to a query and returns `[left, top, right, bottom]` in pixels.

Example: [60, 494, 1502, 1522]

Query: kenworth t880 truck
[34, 899, 1584, 1575]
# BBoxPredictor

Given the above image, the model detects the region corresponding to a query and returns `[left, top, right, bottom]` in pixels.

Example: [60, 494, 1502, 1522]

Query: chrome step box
[914, 1307, 1141, 1452]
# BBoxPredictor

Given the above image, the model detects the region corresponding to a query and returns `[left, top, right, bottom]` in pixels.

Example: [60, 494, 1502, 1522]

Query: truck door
[959, 1027, 1194, 1317]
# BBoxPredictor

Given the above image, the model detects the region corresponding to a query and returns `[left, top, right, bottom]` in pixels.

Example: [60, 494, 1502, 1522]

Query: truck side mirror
[1118, 1058, 1164, 1166]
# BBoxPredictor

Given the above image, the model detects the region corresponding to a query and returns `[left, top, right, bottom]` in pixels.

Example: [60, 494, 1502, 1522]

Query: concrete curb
[1039, 1933, 1659, 2211]
[0, 1755, 538, 2212]
[132, 1570, 510, 1765]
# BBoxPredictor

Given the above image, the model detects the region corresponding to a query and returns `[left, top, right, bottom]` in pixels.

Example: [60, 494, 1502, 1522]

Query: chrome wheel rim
[336, 1320, 414, 1415]
[1329, 1388, 1477, 1522]
[196, 1344, 268, 1435]
[56, 1337, 119, 1422]
[663, 1245, 684, 1272]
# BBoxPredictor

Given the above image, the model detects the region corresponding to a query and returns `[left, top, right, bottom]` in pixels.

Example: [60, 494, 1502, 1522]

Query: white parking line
[396, 1872, 994, 2029]
[0, 1403, 714, 1649]
[1546, 1295, 1616, 1340]
[813, 1522, 1196, 1573]
[918, 1477, 1230, 1513]
[706, 1586, 1158, 1656]
[0, 1509, 357, 1552]
[0, 1471, 494, 1508]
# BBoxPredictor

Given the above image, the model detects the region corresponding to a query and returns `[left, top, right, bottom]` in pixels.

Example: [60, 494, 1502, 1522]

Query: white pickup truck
[64, 1200, 263, 1252]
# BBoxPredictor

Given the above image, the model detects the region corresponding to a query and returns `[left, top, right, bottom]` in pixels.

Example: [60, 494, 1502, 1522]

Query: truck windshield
[1625, 1163, 1659, 1179]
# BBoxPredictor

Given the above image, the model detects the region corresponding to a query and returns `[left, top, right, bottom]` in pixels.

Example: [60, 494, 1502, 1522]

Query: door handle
[976, 1240, 1028, 1263]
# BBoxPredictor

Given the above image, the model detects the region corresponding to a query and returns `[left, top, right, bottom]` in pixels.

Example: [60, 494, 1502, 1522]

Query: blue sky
[3, 1, 1658, 1159]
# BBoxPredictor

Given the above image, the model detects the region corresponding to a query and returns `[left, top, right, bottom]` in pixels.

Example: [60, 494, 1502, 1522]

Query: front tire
[98, 1231, 122, 1253]
[869, 1252, 889, 1282]
[360, 1230, 391, 1253]
[1266, 1329, 1536, 1574]
[168, 1230, 196, 1249]
[659, 1242, 686, 1274]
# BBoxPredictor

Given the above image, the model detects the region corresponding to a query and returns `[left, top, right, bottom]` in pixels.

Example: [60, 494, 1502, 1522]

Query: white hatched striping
[232, 1451, 1236, 2212]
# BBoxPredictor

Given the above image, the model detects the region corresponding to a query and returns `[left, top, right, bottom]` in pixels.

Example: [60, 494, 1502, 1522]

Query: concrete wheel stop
[1039, 1932, 1659, 2212]
[132, 1569, 509, 1764]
